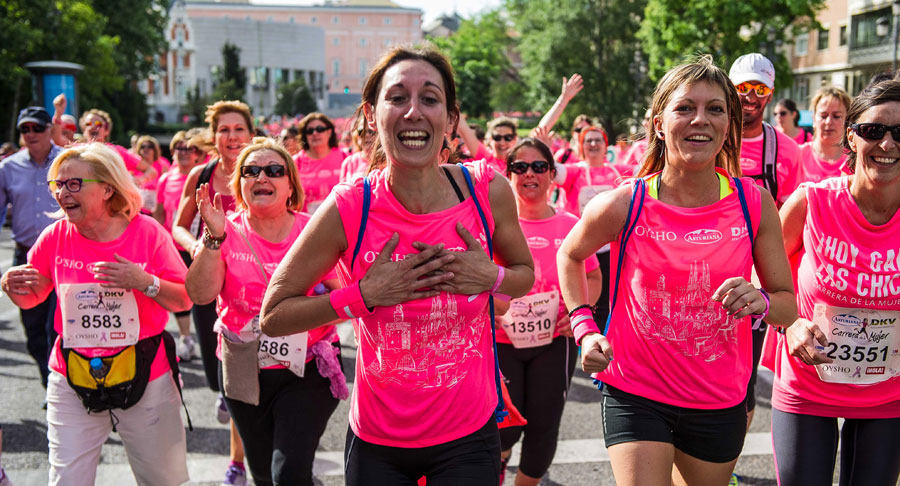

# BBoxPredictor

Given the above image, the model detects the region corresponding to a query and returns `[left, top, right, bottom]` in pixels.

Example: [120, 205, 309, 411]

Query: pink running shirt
[333, 161, 498, 447]
[622, 138, 648, 167]
[339, 151, 368, 183]
[597, 173, 761, 408]
[739, 131, 802, 204]
[294, 147, 347, 214]
[556, 162, 623, 217]
[215, 210, 336, 366]
[772, 178, 900, 418]
[29, 215, 188, 381]
[793, 128, 813, 146]
[474, 143, 508, 175]
[156, 171, 189, 248]
[797, 142, 850, 184]
[496, 210, 599, 344]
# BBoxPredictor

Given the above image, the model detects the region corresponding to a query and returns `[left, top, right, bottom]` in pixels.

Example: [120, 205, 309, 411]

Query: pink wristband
[489, 266, 511, 302]
[570, 307, 601, 345]
[330, 282, 374, 320]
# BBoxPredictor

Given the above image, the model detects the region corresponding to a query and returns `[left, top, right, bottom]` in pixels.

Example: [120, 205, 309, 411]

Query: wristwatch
[142, 275, 160, 298]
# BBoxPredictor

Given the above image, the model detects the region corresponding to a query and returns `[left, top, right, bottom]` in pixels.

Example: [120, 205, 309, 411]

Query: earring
[657, 131, 665, 140]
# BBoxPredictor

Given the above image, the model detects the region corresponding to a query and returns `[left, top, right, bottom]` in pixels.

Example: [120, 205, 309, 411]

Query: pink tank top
[557, 163, 623, 216]
[798, 142, 850, 184]
[333, 161, 498, 447]
[294, 147, 346, 213]
[772, 177, 900, 418]
[598, 172, 761, 409]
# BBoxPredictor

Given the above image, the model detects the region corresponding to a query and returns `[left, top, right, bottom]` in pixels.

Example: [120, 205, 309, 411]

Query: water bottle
[89, 357, 110, 380]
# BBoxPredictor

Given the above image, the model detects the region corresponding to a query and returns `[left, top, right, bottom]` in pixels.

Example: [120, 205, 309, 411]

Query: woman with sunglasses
[553, 126, 623, 217]
[771, 79, 900, 486]
[134, 135, 170, 211]
[774, 98, 812, 146]
[559, 56, 797, 485]
[798, 87, 852, 184]
[1, 143, 192, 485]
[457, 115, 519, 174]
[496, 138, 602, 485]
[293, 112, 346, 214]
[186, 138, 345, 486]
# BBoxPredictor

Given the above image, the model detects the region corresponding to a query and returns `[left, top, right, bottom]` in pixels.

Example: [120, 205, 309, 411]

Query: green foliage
[182, 84, 208, 124]
[639, 0, 826, 91]
[274, 78, 317, 116]
[506, 0, 650, 140]
[213, 42, 246, 102]
[431, 11, 515, 118]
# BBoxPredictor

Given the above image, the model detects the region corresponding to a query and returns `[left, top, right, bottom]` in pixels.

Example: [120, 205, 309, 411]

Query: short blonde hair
[170, 130, 188, 153]
[487, 116, 518, 138]
[49, 143, 143, 220]
[136, 135, 161, 162]
[79, 109, 112, 132]
[230, 137, 304, 212]
[205, 100, 254, 134]
[809, 86, 851, 114]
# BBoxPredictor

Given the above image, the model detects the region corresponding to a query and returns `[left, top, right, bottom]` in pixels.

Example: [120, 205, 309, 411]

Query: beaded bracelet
[749, 288, 770, 319]
[568, 304, 594, 318]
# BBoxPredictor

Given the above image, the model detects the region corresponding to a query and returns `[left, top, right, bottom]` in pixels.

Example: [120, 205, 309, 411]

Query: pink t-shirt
[597, 174, 762, 409]
[798, 142, 850, 185]
[294, 147, 347, 214]
[554, 147, 580, 165]
[215, 210, 335, 366]
[109, 144, 141, 173]
[557, 162, 624, 217]
[622, 138, 648, 167]
[739, 130, 802, 204]
[793, 128, 813, 146]
[772, 178, 900, 418]
[496, 210, 599, 344]
[333, 161, 498, 448]
[156, 171, 189, 246]
[339, 151, 368, 184]
[475, 143, 507, 174]
[29, 215, 188, 380]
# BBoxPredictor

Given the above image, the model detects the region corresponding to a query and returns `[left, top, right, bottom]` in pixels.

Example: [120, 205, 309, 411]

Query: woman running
[772, 78, 900, 486]
[496, 138, 602, 485]
[558, 56, 797, 486]
[1, 143, 192, 486]
[798, 87, 852, 184]
[774, 98, 812, 145]
[260, 44, 534, 485]
[554, 126, 623, 217]
[186, 138, 345, 486]
[293, 112, 346, 214]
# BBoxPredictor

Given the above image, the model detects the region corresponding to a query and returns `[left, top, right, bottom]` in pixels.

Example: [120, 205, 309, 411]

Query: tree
[639, 0, 826, 90]
[505, 0, 650, 140]
[211, 42, 246, 102]
[274, 78, 317, 116]
[431, 11, 516, 118]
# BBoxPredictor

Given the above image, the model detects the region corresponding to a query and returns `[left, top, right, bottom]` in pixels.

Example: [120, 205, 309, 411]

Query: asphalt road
[0, 224, 843, 486]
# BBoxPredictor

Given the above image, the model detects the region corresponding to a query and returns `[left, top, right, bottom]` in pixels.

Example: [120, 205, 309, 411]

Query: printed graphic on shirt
[362, 295, 486, 389]
[812, 304, 900, 384]
[634, 261, 737, 362]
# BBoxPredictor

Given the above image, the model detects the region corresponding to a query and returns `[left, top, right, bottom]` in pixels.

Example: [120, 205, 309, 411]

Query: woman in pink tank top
[558, 57, 797, 485]
[186, 138, 346, 486]
[798, 87, 852, 184]
[260, 45, 535, 486]
[773, 79, 900, 486]
[293, 112, 347, 214]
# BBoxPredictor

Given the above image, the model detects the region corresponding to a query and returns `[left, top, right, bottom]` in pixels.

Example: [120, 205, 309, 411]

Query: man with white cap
[0, 106, 63, 390]
[729, 53, 801, 206]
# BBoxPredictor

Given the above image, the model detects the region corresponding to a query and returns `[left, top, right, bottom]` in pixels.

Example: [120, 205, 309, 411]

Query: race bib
[499, 291, 559, 349]
[578, 185, 614, 213]
[60, 283, 140, 348]
[236, 316, 309, 378]
[812, 304, 900, 385]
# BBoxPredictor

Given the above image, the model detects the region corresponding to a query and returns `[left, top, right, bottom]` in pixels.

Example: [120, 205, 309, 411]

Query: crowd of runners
[0, 43, 898, 486]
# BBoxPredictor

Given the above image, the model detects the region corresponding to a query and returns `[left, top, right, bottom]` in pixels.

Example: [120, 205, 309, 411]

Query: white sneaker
[176, 334, 197, 361]
[0, 466, 12, 486]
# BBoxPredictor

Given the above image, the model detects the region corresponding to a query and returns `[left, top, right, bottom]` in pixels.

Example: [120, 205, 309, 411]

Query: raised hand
[530, 125, 553, 148]
[195, 183, 227, 237]
[561, 74, 584, 104]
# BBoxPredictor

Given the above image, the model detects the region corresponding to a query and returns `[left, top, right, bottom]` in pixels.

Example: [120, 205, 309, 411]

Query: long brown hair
[636, 55, 743, 178]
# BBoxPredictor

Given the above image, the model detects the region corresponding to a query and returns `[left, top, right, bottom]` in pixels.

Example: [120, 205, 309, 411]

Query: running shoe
[176, 334, 197, 361]
[499, 456, 510, 485]
[728, 473, 740, 485]
[215, 394, 230, 424]
[221, 464, 247, 486]
[0, 466, 12, 486]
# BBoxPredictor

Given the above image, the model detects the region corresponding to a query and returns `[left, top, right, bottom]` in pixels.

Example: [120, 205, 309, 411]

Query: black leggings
[772, 408, 900, 486]
[219, 361, 340, 486]
[193, 302, 219, 392]
[344, 416, 500, 486]
[498, 336, 577, 478]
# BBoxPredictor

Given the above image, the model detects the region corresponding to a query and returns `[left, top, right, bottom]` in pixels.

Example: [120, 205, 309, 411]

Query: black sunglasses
[304, 126, 331, 135]
[509, 160, 551, 175]
[174, 146, 199, 153]
[240, 165, 287, 178]
[774, 111, 790, 117]
[851, 123, 900, 142]
[492, 134, 516, 142]
[19, 124, 47, 134]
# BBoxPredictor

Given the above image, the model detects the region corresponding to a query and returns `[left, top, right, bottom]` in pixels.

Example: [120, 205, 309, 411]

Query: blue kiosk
[24, 61, 83, 117]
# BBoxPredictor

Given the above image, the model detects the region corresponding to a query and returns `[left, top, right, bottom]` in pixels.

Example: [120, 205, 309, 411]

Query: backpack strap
[349, 177, 372, 272]
[760, 123, 779, 200]
[732, 177, 755, 248]
[457, 163, 508, 423]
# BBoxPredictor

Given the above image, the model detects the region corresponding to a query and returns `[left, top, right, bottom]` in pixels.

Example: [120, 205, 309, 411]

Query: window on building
[360, 59, 368, 77]
[413, 18, 419, 26]
[311, 16, 317, 24]
[289, 17, 295, 23]
[359, 16, 367, 25]
[384, 38, 392, 47]
[795, 33, 809, 56]
[333, 37, 340, 46]
[360, 38, 367, 48]
[851, 7, 892, 49]
[795, 77, 810, 106]
[818, 28, 829, 50]
[210, 66, 221, 86]
[274, 68, 289, 87]
[333, 60, 340, 77]
[384, 17, 391, 25]
[332, 16, 339, 24]
[251, 67, 269, 89]
[840, 25, 848, 46]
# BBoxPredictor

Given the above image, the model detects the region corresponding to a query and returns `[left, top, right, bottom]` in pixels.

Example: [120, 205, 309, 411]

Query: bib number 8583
[81, 315, 122, 328]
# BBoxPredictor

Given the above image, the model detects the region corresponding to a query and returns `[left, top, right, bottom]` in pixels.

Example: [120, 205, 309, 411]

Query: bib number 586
[258, 339, 290, 357]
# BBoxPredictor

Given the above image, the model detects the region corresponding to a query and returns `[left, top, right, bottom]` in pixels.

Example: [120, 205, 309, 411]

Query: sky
[252, 0, 502, 26]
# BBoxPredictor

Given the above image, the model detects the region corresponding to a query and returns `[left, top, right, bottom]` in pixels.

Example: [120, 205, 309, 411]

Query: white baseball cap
[729, 53, 775, 90]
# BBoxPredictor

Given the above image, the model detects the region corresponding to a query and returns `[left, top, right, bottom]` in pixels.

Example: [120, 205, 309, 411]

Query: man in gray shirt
[0, 107, 63, 388]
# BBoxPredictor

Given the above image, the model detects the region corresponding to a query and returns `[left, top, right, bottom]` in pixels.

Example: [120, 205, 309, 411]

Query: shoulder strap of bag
[457, 163, 508, 423]
[349, 177, 372, 272]
[733, 177, 755, 248]
[161, 331, 193, 431]
[761, 123, 779, 199]
[227, 217, 270, 285]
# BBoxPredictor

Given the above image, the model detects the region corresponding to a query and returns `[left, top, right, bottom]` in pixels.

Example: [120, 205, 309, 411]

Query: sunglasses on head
[492, 134, 516, 142]
[509, 160, 551, 175]
[304, 126, 330, 135]
[19, 124, 47, 134]
[851, 123, 900, 141]
[240, 164, 287, 178]
[735, 82, 772, 97]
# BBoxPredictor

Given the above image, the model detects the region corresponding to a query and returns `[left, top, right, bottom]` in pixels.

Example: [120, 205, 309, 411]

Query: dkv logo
[683, 229, 722, 245]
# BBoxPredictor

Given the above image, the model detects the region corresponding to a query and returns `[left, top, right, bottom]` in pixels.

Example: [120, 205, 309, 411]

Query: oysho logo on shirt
[527, 236, 549, 249]
[684, 229, 722, 245]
